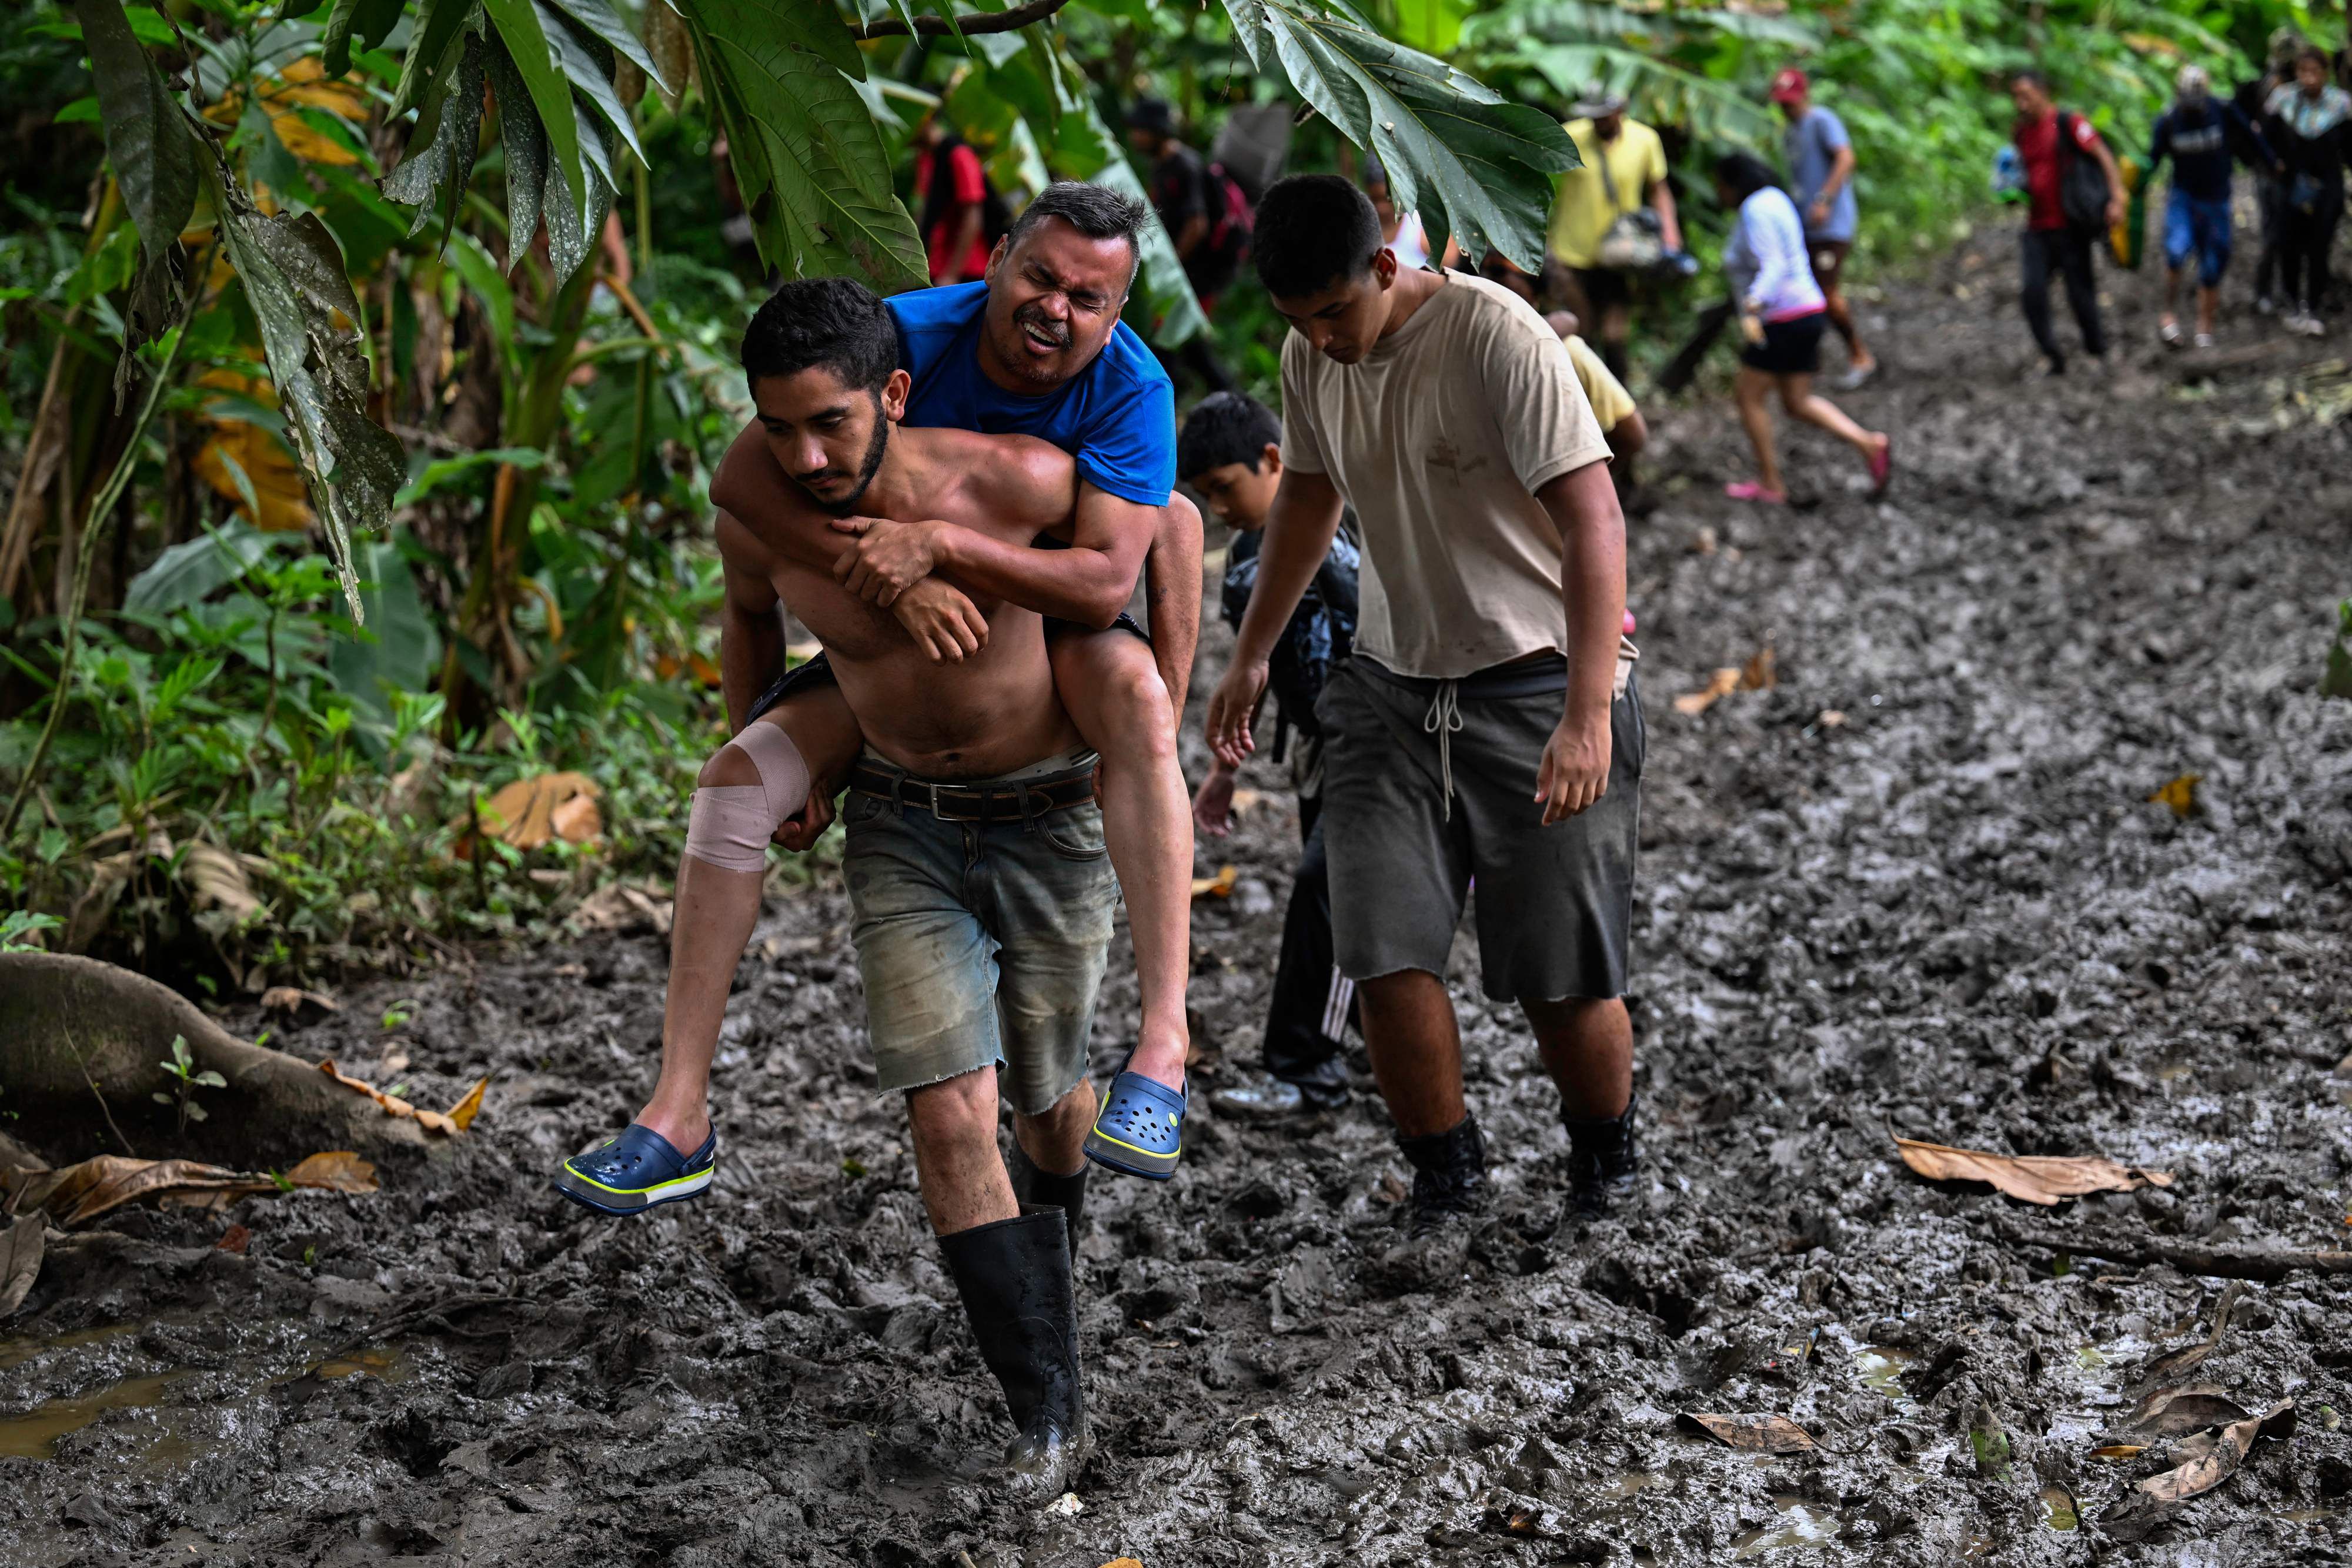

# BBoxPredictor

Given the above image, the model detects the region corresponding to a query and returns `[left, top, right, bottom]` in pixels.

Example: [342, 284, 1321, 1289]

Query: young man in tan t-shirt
[1205, 175, 1645, 1243]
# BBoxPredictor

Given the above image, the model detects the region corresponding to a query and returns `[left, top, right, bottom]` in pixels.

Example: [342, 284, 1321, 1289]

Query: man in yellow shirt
[1548, 87, 1682, 378]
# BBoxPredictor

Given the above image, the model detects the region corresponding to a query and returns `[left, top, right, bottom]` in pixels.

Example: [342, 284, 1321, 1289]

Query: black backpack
[2056, 112, 2111, 234]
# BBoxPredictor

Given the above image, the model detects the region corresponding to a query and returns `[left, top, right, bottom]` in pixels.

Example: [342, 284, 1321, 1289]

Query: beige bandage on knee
[684, 721, 813, 873]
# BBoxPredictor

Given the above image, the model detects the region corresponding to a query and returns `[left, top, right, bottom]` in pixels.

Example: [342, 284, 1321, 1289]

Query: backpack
[2056, 112, 2112, 234]
[1201, 161, 1254, 273]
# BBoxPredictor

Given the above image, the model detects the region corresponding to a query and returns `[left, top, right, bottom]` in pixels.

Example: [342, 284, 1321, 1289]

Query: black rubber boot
[1396, 1113, 1488, 1234]
[1563, 1091, 1639, 1219]
[1006, 1138, 1089, 1261]
[937, 1211, 1085, 1498]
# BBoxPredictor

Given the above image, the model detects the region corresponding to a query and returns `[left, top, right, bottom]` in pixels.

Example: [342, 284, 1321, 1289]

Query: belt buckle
[923, 781, 946, 820]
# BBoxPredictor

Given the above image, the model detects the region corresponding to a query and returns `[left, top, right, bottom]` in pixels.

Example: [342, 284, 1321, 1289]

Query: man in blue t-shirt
[578, 186, 1202, 1215]
[2149, 63, 2280, 347]
[1772, 68, 1877, 387]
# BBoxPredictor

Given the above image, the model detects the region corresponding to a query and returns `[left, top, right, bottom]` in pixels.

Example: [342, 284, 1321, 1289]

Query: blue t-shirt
[886, 282, 1175, 507]
[1783, 106, 1858, 242]
[2150, 101, 2266, 202]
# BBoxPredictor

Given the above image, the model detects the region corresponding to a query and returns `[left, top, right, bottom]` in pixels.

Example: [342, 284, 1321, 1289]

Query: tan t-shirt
[1279, 272, 1612, 678]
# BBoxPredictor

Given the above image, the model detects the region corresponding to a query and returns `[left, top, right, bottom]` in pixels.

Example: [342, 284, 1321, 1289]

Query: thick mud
[9, 239, 2352, 1567]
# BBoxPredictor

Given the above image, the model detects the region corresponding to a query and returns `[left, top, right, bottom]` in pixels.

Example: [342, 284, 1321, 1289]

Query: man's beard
[801, 407, 891, 517]
[994, 300, 1076, 387]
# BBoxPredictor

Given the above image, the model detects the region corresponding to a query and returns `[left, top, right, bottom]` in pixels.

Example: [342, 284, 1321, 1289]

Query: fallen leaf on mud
[316, 1059, 462, 1135]
[443, 1077, 490, 1132]
[2147, 773, 2200, 818]
[215, 1223, 252, 1255]
[570, 881, 674, 935]
[1044, 1492, 1084, 1517]
[260, 986, 339, 1017]
[0, 1213, 44, 1317]
[1191, 865, 1238, 900]
[14, 1156, 282, 1226]
[2119, 1386, 2251, 1439]
[2101, 1400, 2294, 1541]
[1676, 1413, 1815, 1452]
[1098, 1559, 1145, 1568]
[2092, 1444, 2147, 1459]
[2145, 1282, 2245, 1380]
[456, 772, 604, 854]
[1892, 1136, 2173, 1206]
[1228, 788, 1267, 818]
[1673, 667, 1742, 716]
[1816, 709, 1847, 727]
[285, 1152, 379, 1193]
[1740, 646, 1776, 691]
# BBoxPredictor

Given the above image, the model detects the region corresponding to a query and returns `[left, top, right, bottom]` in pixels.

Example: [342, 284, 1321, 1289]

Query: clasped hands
[828, 516, 987, 664]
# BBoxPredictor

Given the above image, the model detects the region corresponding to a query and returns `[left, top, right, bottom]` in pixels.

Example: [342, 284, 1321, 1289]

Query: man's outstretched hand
[1535, 710, 1611, 825]
[831, 516, 944, 606]
[772, 779, 836, 852]
[1204, 658, 1271, 769]
[891, 577, 989, 663]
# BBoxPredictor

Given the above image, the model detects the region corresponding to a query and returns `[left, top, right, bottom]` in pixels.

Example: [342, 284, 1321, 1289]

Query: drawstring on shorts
[1423, 680, 1463, 822]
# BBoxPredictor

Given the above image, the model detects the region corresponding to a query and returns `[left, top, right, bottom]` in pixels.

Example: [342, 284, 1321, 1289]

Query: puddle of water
[2041, 1486, 2080, 1531]
[0, 1371, 194, 1460]
[314, 1348, 408, 1382]
[2280, 1507, 2340, 1523]
[1733, 1497, 1841, 1558]
[1855, 1345, 1917, 1405]
[1605, 1470, 1661, 1499]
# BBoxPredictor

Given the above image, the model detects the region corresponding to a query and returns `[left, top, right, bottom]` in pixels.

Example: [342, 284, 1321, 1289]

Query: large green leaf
[543, 0, 670, 93]
[543, 99, 616, 279]
[486, 36, 550, 264]
[382, 28, 489, 239]
[123, 523, 278, 614]
[670, 0, 925, 292]
[482, 0, 587, 220]
[76, 0, 202, 257]
[537, 0, 646, 167]
[1222, 0, 1578, 269]
[322, 0, 407, 75]
[388, 0, 483, 118]
[211, 171, 405, 623]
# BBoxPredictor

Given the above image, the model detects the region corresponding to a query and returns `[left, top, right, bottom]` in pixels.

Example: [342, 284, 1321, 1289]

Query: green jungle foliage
[0, 0, 2340, 988]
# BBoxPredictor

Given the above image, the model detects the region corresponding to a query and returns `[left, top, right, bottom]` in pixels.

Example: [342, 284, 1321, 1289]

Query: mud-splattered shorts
[1316, 654, 1644, 1003]
[839, 752, 1117, 1114]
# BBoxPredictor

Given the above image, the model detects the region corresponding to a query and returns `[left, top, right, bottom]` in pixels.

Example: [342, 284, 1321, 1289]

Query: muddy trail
[10, 238, 2352, 1568]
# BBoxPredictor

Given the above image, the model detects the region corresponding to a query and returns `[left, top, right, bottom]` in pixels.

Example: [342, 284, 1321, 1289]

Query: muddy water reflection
[1732, 1497, 1841, 1557]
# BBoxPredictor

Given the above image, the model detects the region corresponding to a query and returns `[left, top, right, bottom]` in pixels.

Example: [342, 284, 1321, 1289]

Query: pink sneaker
[1724, 480, 1787, 504]
[1867, 437, 1893, 496]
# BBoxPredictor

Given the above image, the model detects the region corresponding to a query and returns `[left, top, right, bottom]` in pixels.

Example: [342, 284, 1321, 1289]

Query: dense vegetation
[1, 0, 2340, 991]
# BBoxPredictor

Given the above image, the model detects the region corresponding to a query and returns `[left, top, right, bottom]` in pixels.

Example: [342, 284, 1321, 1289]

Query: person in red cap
[1771, 66, 1877, 388]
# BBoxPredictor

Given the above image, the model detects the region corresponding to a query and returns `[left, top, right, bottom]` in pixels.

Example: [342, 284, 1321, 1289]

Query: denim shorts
[2163, 190, 2232, 287]
[1317, 656, 1644, 1003]
[838, 759, 1117, 1114]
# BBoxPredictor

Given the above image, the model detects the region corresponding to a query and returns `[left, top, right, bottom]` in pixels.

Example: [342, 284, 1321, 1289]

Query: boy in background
[1179, 392, 1361, 1119]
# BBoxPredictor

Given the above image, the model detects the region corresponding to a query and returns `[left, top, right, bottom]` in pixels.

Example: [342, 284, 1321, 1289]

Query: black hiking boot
[1562, 1092, 1639, 1219]
[1397, 1114, 1488, 1235]
[1006, 1138, 1089, 1261]
[938, 1212, 1086, 1499]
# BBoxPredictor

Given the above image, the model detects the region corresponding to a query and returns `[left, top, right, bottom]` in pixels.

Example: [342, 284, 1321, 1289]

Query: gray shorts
[1316, 656, 1644, 1002]
[839, 754, 1117, 1114]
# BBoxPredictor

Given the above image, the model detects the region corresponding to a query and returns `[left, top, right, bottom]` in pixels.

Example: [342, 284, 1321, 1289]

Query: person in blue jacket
[2149, 63, 2280, 347]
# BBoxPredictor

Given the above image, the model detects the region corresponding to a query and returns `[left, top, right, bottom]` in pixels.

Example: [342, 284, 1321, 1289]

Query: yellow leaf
[2148, 774, 2200, 819]
[1673, 667, 1741, 716]
[444, 1076, 490, 1132]
[457, 771, 604, 853]
[316, 1059, 463, 1136]
[285, 1151, 379, 1193]
[191, 370, 314, 531]
[1190, 864, 1238, 900]
[1740, 645, 1776, 691]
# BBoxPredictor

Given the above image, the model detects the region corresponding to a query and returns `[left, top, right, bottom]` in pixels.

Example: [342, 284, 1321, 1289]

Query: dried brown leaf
[2102, 1400, 2293, 1540]
[1740, 646, 1776, 690]
[0, 1213, 44, 1318]
[1675, 1412, 1816, 1453]
[260, 985, 339, 1015]
[1892, 1136, 2173, 1206]
[1191, 865, 1239, 900]
[285, 1151, 379, 1193]
[457, 771, 603, 854]
[1673, 667, 1742, 716]
[570, 881, 674, 935]
[15, 1156, 278, 1227]
[215, 1223, 252, 1255]
[2120, 1386, 2251, 1440]
[315, 1059, 462, 1135]
[2148, 773, 2200, 820]
[182, 841, 263, 921]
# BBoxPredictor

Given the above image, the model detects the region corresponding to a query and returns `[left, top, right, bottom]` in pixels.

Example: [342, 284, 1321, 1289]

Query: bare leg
[1049, 630, 1191, 1092]
[1821, 279, 1873, 370]
[911, 1071, 1098, 1233]
[1733, 366, 1784, 494]
[2161, 265, 2183, 332]
[2196, 282, 2218, 339]
[1777, 372, 1887, 473]
[1014, 1076, 1097, 1181]
[1357, 969, 1464, 1139]
[1524, 995, 1632, 1119]
[636, 687, 863, 1152]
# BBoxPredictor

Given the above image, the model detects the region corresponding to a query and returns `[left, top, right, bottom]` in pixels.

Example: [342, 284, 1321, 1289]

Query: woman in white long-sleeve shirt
[1717, 152, 1891, 503]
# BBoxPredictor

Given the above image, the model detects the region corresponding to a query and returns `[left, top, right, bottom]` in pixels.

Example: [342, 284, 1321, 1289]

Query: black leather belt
[847, 758, 1097, 823]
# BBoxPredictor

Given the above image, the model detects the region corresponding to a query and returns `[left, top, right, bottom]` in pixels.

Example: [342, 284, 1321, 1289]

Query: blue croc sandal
[1082, 1064, 1187, 1181]
[555, 1124, 718, 1215]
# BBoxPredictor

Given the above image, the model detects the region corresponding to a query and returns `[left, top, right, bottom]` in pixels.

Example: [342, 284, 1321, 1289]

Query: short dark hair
[2011, 67, 2052, 92]
[1713, 151, 1783, 203]
[2296, 44, 2330, 70]
[741, 277, 898, 394]
[1252, 174, 1384, 299]
[1178, 392, 1282, 480]
[1004, 181, 1151, 287]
